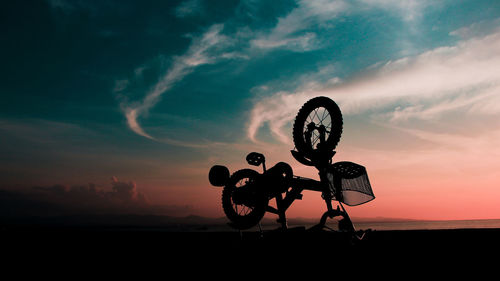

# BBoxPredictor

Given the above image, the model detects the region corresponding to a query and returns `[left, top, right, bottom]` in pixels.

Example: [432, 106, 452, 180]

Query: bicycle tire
[292, 96, 343, 159]
[222, 169, 268, 230]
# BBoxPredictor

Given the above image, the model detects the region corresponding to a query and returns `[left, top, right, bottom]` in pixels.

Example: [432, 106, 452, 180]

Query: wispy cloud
[449, 18, 500, 39]
[250, 0, 348, 51]
[248, 0, 433, 52]
[248, 26, 500, 143]
[120, 24, 232, 140]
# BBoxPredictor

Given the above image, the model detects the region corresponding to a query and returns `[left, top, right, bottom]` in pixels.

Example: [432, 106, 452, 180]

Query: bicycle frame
[242, 151, 356, 232]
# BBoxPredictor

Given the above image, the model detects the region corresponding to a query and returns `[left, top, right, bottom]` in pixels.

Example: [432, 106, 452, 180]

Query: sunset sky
[1, 0, 500, 221]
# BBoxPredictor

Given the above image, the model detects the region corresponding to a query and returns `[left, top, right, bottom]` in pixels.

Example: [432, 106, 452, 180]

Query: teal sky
[2, 0, 500, 219]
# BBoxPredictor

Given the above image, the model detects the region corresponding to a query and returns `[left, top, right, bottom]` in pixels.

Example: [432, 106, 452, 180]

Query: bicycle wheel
[222, 169, 268, 230]
[292, 96, 343, 159]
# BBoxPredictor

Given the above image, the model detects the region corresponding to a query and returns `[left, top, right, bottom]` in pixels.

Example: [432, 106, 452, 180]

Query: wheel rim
[303, 106, 332, 150]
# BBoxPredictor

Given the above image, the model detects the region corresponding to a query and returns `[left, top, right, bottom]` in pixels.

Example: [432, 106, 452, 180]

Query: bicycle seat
[246, 152, 265, 166]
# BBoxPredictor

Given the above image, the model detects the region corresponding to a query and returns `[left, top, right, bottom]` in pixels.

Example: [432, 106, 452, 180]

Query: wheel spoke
[303, 107, 332, 149]
[307, 113, 313, 123]
[320, 108, 326, 122]
[321, 111, 330, 124]
[313, 108, 321, 123]
[311, 131, 319, 147]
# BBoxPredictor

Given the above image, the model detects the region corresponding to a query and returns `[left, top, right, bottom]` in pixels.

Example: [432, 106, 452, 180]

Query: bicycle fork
[314, 168, 356, 233]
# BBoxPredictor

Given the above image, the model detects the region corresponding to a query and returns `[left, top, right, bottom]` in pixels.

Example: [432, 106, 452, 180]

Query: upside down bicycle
[209, 96, 375, 239]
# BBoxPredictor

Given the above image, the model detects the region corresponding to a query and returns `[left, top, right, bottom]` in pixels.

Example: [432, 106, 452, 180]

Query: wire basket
[328, 161, 375, 206]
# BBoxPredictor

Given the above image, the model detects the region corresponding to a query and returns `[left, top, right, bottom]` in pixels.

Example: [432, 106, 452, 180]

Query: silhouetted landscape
[2, 214, 500, 265]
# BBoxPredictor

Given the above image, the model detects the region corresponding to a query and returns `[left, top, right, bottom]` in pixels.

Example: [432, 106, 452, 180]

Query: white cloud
[120, 24, 233, 140]
[388, 86, 500, 122]
[252, 32, 318, 51]
[248, 27, 500, 144]
[250, 0, 348, 51]
[248, 0, 434, 52]
[449, 18, 500, 39]
[124, 108, 154, 139]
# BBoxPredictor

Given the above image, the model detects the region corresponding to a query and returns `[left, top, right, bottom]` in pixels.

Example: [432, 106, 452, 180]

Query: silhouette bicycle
[209, 96, 375, 239]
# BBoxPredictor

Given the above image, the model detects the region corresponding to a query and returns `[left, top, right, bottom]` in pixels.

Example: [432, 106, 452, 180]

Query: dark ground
[2, 226, 499, 267]
[2, 215, 498, 277]
[1, 229, 498, 280]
